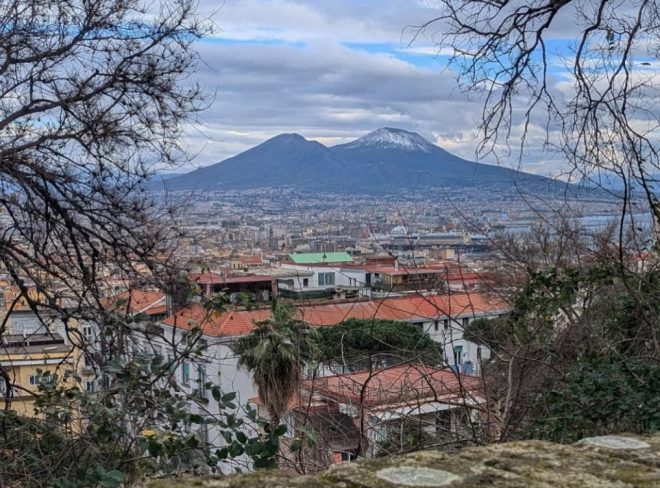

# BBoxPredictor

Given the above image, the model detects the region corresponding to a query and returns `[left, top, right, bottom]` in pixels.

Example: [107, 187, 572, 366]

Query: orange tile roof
[147, 304, 167, 316]
[190, 272, 224, 285]
[301, 363, 481, 408]
[190, 272, 273, 285]
[160, 293, 507, 338]
[109, 289, 166, 316]
[239, 255, 263, 265]
[161, 305, 272, 337]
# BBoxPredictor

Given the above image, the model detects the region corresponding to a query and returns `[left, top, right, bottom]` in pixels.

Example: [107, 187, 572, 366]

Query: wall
[279, 264, 367, 293]
[420, 313, 495, 373]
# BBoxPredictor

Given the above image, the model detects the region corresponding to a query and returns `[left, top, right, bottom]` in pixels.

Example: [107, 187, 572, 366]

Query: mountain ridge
[159, 128, 568, 194]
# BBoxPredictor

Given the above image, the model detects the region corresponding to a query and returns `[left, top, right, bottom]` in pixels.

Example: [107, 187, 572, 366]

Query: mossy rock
[147, 434, 660, 487]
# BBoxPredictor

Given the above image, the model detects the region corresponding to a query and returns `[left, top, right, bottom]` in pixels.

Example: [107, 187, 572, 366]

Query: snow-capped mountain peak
[342, 127, 436, 152]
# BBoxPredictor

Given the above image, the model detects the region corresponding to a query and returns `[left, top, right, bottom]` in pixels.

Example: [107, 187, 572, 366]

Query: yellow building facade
[0, 333, 76, 416]
[0, 286, 92, 418]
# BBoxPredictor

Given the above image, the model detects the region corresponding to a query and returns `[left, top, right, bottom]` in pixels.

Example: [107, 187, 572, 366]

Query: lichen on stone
[146, 433, 660, 488]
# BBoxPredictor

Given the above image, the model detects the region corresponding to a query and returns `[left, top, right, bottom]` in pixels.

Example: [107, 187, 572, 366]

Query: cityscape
[0, 1, 658, 486]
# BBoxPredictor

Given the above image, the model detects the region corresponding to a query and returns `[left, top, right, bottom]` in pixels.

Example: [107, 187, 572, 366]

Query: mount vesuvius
[160, 128, 563, 193]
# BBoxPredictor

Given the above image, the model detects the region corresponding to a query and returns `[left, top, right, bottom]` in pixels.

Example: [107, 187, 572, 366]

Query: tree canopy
[317, 318, 443, 370]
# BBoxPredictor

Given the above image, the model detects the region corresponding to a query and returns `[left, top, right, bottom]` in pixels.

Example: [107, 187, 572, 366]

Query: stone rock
[376, 466, 460, 486]
[578, 435, 652, 450]
[146, 433, 660, 488]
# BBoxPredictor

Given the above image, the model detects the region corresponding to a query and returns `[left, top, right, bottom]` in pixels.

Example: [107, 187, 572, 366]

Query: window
[340, 451, 357, 462]
[85, 380, 95, 392]
[433, 320, 439, 331]
[303, 278, 309, 287]
[83, 325, 93, 339]
[453, 345, 463, 366]
[318, 272, 335, 286]
[197, 365, 207, 399]
[181, 361, 191, 384]
[462, 317, 469, 327]
[198, 422, 209, 445]
[29, 373, 52, 385]
[443, 319, 449, 330]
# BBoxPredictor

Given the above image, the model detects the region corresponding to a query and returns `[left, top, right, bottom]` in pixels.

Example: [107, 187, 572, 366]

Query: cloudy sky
[182, 0, 575, 176]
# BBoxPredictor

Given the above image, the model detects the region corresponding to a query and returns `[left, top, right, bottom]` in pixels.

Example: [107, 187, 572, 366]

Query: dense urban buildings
[0, 182, 639, 472]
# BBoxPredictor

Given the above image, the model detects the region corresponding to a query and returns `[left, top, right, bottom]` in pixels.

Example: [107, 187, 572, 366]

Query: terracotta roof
[223, 275, 274, 284]
[191, 272, 273, 285]
[147, 304, 167, 316]
[300, 293, 506, 325]
[239, 255, 263, 265]
[301, 364, 481, 408]
[190, 272, 224, 285]
[160, 293, 507, 338]
[162, 306, 272, 337]
[109, 289, 166, 316]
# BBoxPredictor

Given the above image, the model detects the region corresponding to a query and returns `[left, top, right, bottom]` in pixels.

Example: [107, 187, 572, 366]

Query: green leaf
[211, 386, 222, 401]
[189, 414, 203, 424]
[229, 442, 244, 457]
[147, 440, 163, 458]
[221, 392, 236, 402]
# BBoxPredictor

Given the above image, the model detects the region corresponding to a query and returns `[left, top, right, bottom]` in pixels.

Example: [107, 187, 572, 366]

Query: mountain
[331, 127, 541, 190]
[579, 171, 660, 193]
[162, 133, 353, 191]
[159, 128, 565, 193]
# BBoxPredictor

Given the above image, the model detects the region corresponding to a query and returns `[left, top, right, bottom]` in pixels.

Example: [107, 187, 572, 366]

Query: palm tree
[236, 301, 319, 428]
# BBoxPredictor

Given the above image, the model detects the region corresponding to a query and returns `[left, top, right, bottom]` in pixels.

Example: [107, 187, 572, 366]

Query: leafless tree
[0, 0, 205, 357]
[412, 0, 660, 241]
[0, 1, 216, 484]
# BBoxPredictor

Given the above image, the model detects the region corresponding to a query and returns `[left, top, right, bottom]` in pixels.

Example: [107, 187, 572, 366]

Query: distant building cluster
[0, 242, 512, 472]
[0, 181, 633, 472]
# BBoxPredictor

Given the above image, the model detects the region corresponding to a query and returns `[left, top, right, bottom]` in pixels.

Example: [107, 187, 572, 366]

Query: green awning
[288, 252, 353, 264]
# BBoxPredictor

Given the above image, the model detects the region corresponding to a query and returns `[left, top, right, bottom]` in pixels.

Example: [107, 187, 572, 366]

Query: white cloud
[177, 0, 584, 177]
